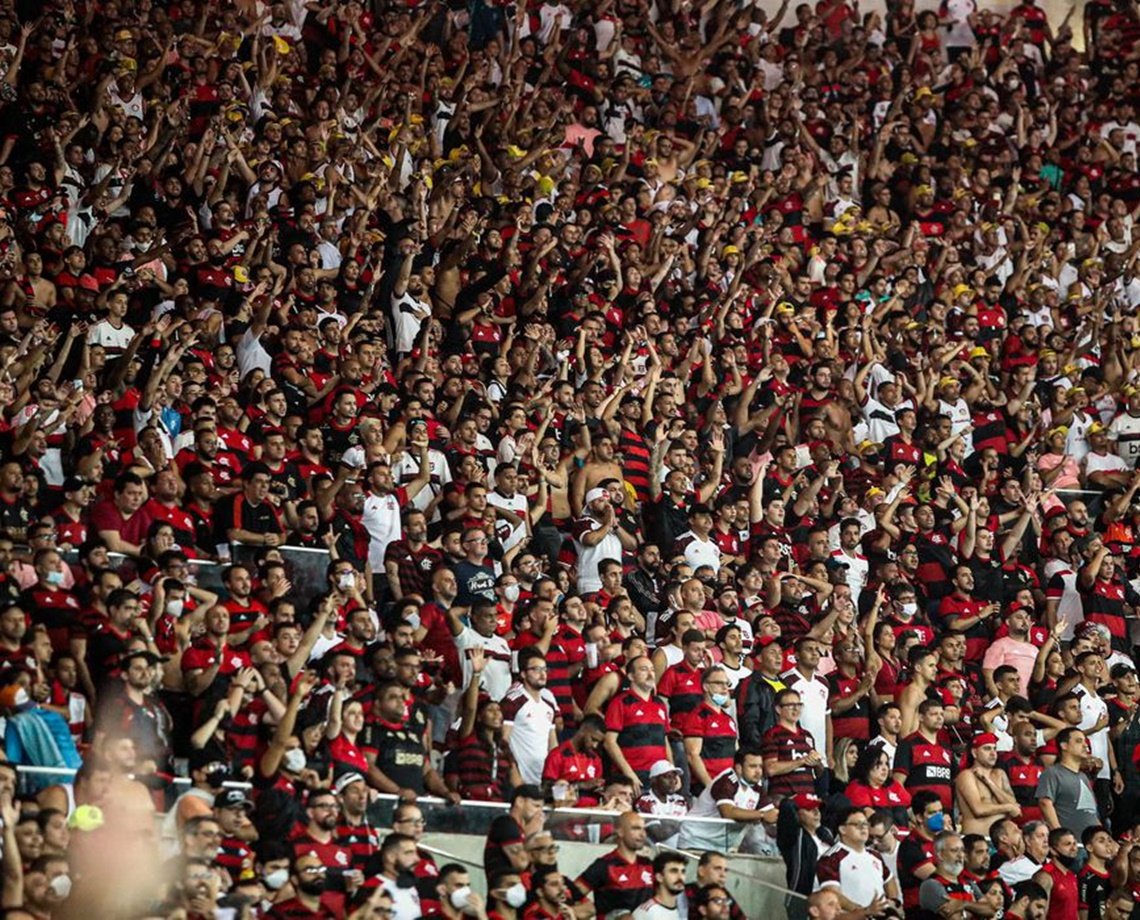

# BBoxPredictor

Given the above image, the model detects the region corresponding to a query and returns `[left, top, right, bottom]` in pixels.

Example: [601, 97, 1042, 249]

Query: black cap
[216, 788, 253, 810]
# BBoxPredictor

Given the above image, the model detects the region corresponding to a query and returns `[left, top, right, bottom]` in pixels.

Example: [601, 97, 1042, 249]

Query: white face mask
[504, 882, 527, 908]
[449, 886, 472, 910]
[503, 584, 520, 603]
[166, 599, 185, 618]
[283, 748, 307, 772]
[338, 573, 356, 591]
[264, 868, 289, 891]
[900, 602, 918, 617]
[48, 874, 72, 899]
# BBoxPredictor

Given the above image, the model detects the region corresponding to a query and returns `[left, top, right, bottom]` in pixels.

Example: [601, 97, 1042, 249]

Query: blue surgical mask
[711, 692, 730, 707]
[926, 812, 945, 833]
[45, 570, 64, 587]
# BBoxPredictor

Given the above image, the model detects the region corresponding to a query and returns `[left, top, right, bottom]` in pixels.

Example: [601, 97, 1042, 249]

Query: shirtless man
[898, 647, 939, 737]
[570, 431, 624, 517]
[956, 733, 1021, 834]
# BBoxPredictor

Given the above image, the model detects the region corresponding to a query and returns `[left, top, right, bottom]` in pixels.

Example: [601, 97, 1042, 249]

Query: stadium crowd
[0, 0, 1134, 915]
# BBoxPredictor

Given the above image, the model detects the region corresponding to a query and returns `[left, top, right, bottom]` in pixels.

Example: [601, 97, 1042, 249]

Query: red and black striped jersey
[603, 690, 669, 775]
[894, 731, 956, 811]
[761, 723, 818, 797]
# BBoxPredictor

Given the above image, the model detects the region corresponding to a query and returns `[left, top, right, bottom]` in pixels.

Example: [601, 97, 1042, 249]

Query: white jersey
[501, 683, 557, 785]
[1108, 411, 1140, 468]
[486, 490, 529, 552]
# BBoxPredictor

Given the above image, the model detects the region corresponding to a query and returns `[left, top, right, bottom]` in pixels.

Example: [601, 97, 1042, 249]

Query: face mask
[711, 692, 730, 708]
[49, 874, 72, 899]
[264, 869, 289, 891]
[45, 570, 64, 587]
[503, 584, 520, 603]
[926, 812, 945, 833]
[900, 602, 917, 618]
[449, 886, 473, 910]
[1057, 853, 1079, 870]
[338, 573, 355, 591]
[505, 882, 527, 908]
[166, 599, 185, 618]
[283, 748, 307, 773]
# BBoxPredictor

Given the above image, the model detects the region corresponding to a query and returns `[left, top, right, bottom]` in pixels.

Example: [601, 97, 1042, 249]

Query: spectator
[814, 805, 898, 915]
[762, 689, 823, 799]
[681, 748, 774, 853]
[573, 811, 654, 918]
[604, 655, 671, 795]
[1037, 727, 1101, 837]
[484, 785, 545, 879]
[631, 851, 687, 920]
[1032, 828, 1080, 920]
[918, 832, 985, 920]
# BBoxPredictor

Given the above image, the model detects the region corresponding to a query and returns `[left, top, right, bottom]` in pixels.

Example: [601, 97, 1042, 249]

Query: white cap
[649, 760, 682, 779]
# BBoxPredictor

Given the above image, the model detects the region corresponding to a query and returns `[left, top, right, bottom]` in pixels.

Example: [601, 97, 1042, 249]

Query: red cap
[757, 635, 782, 648]
[793, 793, 822, 809]
[972, 732, 999, 748]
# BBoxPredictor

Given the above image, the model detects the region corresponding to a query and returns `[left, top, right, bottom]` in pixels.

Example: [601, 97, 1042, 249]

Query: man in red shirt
[90, 472, 153, 557]
[268, 851, 346, 919]
[1033, 828, 1079, 920]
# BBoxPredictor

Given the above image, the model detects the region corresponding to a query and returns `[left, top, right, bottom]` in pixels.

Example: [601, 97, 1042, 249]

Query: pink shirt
[982, 635, 1038, 697]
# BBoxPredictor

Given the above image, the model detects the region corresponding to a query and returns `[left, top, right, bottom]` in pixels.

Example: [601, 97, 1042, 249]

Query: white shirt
[379, 875, 422, 920]
[781, 668, 831, 767]
[391, 449, 452, 523]
[362, 490, 402, 569]
[487, 490, 529, 553]
[1108, 411, 1140, 468]
[573, 514, 622, 594]
[501, 682, 557, 785]
[1074, 683, 1110, 779]
[88, 319, 135, 354]
[1043, 558, 1083, 641]
[455, 626, 512, 701]
[632, 898, 681, 920]
[815, 842, 889, 908]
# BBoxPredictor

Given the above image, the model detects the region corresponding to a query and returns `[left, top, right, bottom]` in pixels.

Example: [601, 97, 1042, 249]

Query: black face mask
[1056, 853, 1079, 871]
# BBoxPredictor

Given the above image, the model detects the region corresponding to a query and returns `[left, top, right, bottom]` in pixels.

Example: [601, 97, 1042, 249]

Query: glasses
[845, 821, 870, 829]
[530, 844, 559, 853]
[709, 897, 730, 905]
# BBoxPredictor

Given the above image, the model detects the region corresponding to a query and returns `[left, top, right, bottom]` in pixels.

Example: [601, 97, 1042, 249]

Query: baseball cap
[756, 635, 782, 649]
[793, 793, 822, 809]
[216, 788, 253, 810]
[334, 772, 367, 795]
[649, 760, 682, 779]
[971, 732, 999, 749]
